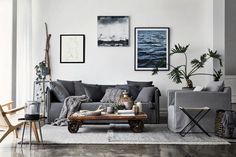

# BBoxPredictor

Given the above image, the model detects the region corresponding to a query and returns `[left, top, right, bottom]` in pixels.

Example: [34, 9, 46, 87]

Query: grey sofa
[168, 87, 232, 133]
[46, 83, 161, 124]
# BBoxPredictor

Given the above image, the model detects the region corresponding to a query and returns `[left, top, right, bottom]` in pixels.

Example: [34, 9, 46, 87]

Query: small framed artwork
[134, 27, 170, 71]
[60, 34, 85, 63]
[97, 16, 129, 47]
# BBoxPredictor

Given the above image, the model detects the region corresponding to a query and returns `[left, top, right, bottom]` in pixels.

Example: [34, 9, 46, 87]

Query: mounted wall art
[134, 27, 170, 71]
[60, 34, 85, 63]
[97, 16, 129, 47]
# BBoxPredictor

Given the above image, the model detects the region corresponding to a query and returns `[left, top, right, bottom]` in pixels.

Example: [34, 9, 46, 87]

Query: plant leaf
[207, 49, 223, 67]
[213, 69, 223, 81]
[170, 44, 190, 55]
[168, 66, 184, 84]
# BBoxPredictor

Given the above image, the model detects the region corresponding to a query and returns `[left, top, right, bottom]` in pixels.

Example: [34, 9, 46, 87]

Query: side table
[18, 116, 45, 149]
[179, 106, 211, 137]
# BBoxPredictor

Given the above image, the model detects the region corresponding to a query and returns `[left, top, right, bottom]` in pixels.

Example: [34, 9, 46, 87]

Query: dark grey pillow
[127, 80, 153, 89]
[49, 81, 70, 102]
[57, 79, 81, 95]
[101, 88, 125, 103]
[115, 85, 140, 100]
[205, 80, 224, 92]
[135, 87, 156, 103]
[83, 84, 103, 102]
[74, 81, 86, 96]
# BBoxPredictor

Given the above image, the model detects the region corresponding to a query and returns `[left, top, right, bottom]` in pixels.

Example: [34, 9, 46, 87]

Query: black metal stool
[179, 106, 211, 137]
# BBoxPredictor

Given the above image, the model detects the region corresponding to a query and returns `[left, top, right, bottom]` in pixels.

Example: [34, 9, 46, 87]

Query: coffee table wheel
[68, 121, 81, 133]
[128, 120, 144, 133]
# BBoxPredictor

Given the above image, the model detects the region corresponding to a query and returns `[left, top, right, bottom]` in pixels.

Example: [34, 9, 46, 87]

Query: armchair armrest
[175, 87, 231, 110]
[154, 87, 161, 123]
[1, 100, 14, 110]
[4, 106, 24, 114]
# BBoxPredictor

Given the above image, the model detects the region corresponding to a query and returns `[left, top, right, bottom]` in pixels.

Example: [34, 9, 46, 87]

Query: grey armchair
[168, 87, 232, 133]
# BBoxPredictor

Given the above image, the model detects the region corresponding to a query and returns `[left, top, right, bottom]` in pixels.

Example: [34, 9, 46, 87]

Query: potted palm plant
[152, 44, 223, 88]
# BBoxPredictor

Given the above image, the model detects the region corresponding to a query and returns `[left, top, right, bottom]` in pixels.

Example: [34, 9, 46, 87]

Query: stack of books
[117, 110, 135, 116]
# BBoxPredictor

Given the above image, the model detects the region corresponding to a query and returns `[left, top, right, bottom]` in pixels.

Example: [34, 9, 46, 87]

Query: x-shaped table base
[179, 106, 211, 137]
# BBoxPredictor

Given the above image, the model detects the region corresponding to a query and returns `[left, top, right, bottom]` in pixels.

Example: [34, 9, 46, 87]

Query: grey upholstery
[46, 84, 161, 124]
[168, 87, 232, 133]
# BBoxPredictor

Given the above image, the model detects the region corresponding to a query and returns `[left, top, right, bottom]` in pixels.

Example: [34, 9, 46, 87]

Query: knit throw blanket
[52, 95, 89, 126]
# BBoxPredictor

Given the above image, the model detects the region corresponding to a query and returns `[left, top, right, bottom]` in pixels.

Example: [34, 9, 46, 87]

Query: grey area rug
[22, 124, 231, 145]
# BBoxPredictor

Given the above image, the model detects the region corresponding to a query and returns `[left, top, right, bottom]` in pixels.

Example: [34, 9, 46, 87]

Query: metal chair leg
[38, 121, 43, 144]
[29, 121, 32, 149]
[21, 122, 26, 148]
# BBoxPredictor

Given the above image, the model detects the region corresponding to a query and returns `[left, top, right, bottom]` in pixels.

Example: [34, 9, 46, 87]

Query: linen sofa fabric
[83, 84, 104, 102]
[57, 79, 79, 95]
[47, 81, 161, 124]
[101, 88, 125, 103]
[49, 81, 70, 102]
[127, 80, 153, 89]
[205, 80, 224, 92]
[135, 87, 156, 103]
[167, 87, 232, 133]
[74, 81, 86, 96]
[115, 84, 140, 99]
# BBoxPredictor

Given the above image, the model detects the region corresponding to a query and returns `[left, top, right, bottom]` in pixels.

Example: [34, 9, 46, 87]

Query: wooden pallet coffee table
[67, 112, 148, 133]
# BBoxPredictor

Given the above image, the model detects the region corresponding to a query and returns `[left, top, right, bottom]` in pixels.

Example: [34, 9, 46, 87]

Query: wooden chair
[0, 100, 24, 143]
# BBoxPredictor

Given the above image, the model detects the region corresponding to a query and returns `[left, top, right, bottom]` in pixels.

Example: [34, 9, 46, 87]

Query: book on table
[117, 110, 135, 116]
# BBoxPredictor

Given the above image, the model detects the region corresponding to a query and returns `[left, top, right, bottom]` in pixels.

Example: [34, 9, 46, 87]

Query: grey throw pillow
[135, 87, 156, 103]
[101, 88, 125, 103]
[205, 80, 224, 92]
[83, 84, 104, 102]
[127, 80, 153, 90]
[57, 79, 81, 95]
[49, 81, 70, 102]
[74, 81, 86, 96]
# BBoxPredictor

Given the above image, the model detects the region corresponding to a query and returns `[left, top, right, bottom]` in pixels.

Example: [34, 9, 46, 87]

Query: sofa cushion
[205, 80, 224, 92]
[83, 84, 104, 102]
[115, 84, 140, 100]
[135, 87, 156, 103]
[49, 81, 70, 102]
[74, 81, 86, 96]
[101, 88, 125, 103]
[57, 79, 80, 96]
[100, 85, 116, 94]
[127, 80, 153, 90]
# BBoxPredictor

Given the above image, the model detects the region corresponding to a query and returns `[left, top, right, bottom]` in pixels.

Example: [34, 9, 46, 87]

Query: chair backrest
[0, 105, 11, 128]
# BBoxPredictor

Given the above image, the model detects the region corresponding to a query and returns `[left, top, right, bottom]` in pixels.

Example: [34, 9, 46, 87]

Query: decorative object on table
[132, 104, 139, 115]
[79, 105, 105, 116]
[112, 103, 125, 113]
[119, 90, 133, 110]
[97, 16, 129, 47]
[215, 110, 236, 138]
[117, 110, 135, 116]
[152, 44, 223, 88]
[136, 102, 142, 113]
[60, 34, 85, 63]
[106, 106, 114, 114]
[24, 101, 40, 120]
[134, 27, 170, 71]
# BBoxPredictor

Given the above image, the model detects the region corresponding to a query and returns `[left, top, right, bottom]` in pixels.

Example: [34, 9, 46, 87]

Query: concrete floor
[1, 116, 236, 157]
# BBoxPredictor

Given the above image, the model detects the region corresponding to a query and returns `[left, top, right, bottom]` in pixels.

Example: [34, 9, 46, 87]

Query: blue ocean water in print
[137, 30, 167, 68]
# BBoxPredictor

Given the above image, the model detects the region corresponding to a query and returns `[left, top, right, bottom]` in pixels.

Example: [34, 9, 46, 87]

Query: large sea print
[135, 28, 169, 71]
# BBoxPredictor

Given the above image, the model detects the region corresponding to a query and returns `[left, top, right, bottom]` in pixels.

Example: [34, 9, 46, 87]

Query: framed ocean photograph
[60, 34, 85, 63]
[97, 16, 129, 47]
[134, 27, 170, 71]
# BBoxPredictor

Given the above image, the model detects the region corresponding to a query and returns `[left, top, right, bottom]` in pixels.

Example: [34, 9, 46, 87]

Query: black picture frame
[134, 27, 170, 71]
[60, 34, 85, 63]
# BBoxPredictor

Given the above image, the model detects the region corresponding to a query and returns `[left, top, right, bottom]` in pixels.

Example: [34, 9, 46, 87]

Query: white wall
[0, 0, 13, 103]
[32, 0, 214, 112]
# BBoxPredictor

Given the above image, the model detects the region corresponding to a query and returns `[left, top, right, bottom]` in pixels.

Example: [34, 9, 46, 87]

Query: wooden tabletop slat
[68, 112, 148, 121]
